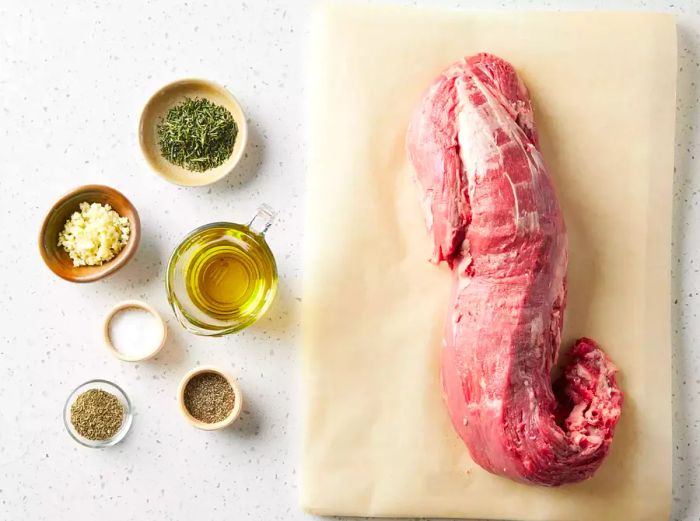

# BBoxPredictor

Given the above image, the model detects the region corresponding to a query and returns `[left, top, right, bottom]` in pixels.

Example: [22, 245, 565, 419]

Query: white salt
[108, 307, 162, 358]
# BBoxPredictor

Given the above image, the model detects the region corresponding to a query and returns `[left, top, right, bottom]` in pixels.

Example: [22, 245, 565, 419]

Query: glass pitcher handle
[248, 204, 276, 236]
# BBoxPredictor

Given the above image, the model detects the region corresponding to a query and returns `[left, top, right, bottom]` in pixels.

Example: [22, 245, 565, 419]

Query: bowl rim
[63, 379, 133, 448]
[177, 366, 243, 430]
[138, 77, 249, 187]
[103, 299, 168, 362]
[38, 184, 141, 283]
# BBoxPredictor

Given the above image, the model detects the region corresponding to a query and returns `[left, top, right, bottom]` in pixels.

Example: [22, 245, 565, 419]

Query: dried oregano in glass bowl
[63, 380, 132, 447]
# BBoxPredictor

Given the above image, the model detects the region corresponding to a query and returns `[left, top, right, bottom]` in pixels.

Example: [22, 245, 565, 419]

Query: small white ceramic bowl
[139, 79, 248, 187]
[103, 300, 167, 362]
[177, 366, 243, 431]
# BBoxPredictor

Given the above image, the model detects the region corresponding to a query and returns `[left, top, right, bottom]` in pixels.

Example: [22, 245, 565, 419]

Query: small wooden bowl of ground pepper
[178, 366, 242, 430]
[139, 79, 248, 187]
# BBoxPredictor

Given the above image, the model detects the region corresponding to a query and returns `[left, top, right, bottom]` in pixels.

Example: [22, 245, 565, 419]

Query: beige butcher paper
[302, 4, 676, 521]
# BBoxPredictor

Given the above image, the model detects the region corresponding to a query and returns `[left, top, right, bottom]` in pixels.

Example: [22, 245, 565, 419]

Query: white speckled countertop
[0, 1, 697, 520]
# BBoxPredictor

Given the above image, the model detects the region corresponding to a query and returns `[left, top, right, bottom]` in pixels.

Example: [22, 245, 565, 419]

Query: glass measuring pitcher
[166, 205, 278, 336]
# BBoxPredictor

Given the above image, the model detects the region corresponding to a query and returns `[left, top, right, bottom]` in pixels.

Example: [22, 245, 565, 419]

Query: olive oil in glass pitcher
[166, 205, 278, 336]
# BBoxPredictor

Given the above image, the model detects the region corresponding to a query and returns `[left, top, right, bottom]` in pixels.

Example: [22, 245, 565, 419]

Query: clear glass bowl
[63, 379, 133, 448]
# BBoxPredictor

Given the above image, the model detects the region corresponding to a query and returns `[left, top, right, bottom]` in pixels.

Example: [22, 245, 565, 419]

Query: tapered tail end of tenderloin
[553, 338, 623, 477]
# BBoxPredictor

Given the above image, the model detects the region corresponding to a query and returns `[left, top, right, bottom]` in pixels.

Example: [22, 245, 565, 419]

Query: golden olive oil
[167, 223, 277, 334]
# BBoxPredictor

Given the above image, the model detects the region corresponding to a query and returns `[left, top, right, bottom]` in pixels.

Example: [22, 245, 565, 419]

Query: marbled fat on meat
[406, 53, 623, 486]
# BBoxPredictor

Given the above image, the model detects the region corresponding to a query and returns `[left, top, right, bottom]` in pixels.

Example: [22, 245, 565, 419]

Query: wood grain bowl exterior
[39, 185, 141, 283]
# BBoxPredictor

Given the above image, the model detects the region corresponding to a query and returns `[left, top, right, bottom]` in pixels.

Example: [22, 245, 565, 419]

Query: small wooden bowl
[39, 185, 141, 283]
[103, 300, 167, 362]
[177, 366, 243, 431]
[139, 79, 248, 187]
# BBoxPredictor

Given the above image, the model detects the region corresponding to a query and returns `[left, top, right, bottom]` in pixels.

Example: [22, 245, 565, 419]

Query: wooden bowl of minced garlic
[39, 185, 140, 282]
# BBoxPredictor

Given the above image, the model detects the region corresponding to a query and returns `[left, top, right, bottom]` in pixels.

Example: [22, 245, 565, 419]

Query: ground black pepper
[183, 372, 235, 423]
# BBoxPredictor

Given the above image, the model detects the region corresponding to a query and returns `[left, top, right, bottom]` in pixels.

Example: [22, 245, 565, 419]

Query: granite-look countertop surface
[0, 1, 696, 520]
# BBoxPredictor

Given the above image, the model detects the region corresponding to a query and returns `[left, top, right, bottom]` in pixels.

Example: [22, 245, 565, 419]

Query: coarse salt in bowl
[103, 300, 167, 362]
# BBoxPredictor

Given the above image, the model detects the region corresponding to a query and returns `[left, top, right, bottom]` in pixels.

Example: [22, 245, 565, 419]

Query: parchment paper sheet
[302, 4, 676, 520]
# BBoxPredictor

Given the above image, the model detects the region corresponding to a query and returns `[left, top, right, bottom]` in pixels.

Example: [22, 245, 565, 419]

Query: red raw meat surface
[406, 53, 623, 486]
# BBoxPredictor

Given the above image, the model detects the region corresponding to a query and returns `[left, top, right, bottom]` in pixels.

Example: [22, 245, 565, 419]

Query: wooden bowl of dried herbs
[139, 79, 248, 187]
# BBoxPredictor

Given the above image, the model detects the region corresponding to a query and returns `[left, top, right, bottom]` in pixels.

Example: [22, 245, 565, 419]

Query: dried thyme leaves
[70, 389, 124, 441]
[183, 372, 235, 424]
[157, 97, 238, 172]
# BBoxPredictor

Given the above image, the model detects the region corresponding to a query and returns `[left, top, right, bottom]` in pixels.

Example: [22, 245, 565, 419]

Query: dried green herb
[183, 372, 235, 423]
[70, 389, 124, 441]
[157, 97, 237, 172]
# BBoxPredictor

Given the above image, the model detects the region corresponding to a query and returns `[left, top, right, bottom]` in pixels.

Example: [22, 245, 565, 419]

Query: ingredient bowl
[103, 300, 168, 362]
[139, 79, 248, 187]
[39, 185, 141, 282]
[63, 379, 133, 448]
[177, 366, 243, 430]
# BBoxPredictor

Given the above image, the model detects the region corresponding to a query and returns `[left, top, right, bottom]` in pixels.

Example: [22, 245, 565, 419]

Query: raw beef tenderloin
[406, 53, 623, 486]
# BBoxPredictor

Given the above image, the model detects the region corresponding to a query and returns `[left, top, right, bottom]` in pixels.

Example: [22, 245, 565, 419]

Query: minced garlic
[58, 202, 130, 267]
